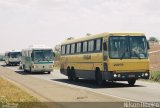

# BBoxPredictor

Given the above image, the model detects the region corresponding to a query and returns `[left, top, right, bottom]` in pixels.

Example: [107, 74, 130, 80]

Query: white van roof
[28, 45, 52, 50]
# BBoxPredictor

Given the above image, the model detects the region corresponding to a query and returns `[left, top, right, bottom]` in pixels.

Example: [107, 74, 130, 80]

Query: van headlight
[32, 65, 38, 68]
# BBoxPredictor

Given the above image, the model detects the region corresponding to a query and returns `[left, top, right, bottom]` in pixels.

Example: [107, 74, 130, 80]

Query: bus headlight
[142, 73, 144, 77]
[32, 65, 38, 68]
[32, 65, 34, 68]
[113, 74, 117, 78]
[145, 73, 149, 76]
[118, 74, 121, 78]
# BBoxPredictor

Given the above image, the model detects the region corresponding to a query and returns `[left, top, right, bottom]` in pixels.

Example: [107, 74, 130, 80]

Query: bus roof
[5, 50, 21, 53]
[25, 45, 52, 50]
[61, 32, 145, 45]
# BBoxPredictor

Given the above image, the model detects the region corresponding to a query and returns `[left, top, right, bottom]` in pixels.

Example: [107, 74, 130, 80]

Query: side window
[29, 50, 32, 57]
[61, 46, 66, 55]
[83, 41, 88, 52]
[71, 44, 75, 54]
[28, 51, 30, 57]
[88, 40, 94, 52]
[66, 45, 70, 54]
[25, 51, 27, 56]
[76, 43, 81, 53]
[95, 39, 102, 51]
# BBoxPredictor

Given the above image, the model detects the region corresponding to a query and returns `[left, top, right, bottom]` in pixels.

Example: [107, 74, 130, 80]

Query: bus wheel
[128, 79, 136, 86]
[29, 67, 32, 74]
[23, 65, 27, 72]
[95, 69, 104, 86]
[67, 67, 73, 81]
[71, 68, 78, 81]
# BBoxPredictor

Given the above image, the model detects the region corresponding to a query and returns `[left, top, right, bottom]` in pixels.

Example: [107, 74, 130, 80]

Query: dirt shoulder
[149, 45, 160, 71]
[0, 66, 126, 108]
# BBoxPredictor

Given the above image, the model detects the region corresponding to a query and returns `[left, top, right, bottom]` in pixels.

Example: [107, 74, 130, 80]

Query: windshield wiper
[120, 48, 129, 60]
[120, 52, 126, 60]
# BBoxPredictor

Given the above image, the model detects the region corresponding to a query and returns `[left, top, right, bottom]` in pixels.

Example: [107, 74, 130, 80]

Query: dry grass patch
[0, 77, 47, 108]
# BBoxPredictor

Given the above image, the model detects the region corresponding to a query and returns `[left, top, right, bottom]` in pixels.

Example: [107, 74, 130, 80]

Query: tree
[54, 45, 61, 61]
[149, 37, 159, 42]
[86, 33, 91, 36]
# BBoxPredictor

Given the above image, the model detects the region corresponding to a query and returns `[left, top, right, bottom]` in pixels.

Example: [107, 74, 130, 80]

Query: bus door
[103, 37, 108, 73]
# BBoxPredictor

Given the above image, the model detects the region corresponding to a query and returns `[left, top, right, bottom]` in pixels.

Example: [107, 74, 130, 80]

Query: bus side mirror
[31, 53, 34, 61]
[147, 41, 150, 49]
[53, 52, 55, 57]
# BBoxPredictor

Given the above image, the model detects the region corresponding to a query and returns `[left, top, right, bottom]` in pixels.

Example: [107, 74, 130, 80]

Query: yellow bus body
[60, 32, 150, 84]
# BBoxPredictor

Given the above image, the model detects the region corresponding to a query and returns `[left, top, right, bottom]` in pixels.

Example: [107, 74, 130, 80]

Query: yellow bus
[60, 32, 150, 86]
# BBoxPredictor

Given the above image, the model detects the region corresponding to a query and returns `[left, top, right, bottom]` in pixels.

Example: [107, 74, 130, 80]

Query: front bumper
[31, 64, 53, 72]
[103, 72, 150, 81]
[31, 69, 53, 72]
[9, 61, 20, 64]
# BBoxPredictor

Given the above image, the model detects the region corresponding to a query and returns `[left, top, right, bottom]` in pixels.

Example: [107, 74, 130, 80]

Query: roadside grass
[150, 71, 160, 82]
[141, 71, 160, 83]
[0, 77, 47, 108]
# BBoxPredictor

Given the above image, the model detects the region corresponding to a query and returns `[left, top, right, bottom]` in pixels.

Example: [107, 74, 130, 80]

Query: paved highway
[0, 61, 160, 102]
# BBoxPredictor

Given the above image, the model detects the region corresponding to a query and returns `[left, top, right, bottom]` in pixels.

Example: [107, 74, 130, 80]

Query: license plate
[128, 75, 135, 78]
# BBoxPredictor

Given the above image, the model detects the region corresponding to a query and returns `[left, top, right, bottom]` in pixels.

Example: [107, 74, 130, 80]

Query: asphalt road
[0, 62, 160, 102]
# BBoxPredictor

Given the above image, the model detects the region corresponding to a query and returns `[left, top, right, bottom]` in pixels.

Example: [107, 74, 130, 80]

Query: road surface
[0, 62, 160, 103]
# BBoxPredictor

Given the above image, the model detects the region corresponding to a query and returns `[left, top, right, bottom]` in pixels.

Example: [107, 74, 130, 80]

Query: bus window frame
[108, 36, 148, 59]
[71, 43, 76, 54]
[61, 38, 103, 55]
[61, 45, 66, 55]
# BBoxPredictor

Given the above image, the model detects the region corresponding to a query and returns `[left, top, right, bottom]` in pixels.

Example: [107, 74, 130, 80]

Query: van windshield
[32, 50, 53, 62]
[109, 36, 148, 59]
[9, 52, 21, 58]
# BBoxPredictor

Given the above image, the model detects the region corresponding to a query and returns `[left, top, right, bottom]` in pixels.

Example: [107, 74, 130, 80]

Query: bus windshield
[32, 50, 53, 62]
[109, 36, 148, 59]
[9, 52, 21, 58]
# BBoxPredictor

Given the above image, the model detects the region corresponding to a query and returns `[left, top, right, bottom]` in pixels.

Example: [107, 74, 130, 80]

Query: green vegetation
[54, 45, 61, 61]
[149, 37, 159, 42]
[150, 71, 160, 82]
[0, 77, 47, 108]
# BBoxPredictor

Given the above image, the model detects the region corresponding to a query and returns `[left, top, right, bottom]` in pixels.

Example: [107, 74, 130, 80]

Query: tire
[29, 67, 32, 74]
[128, 79, 136, 86]
[23, 65, 27, 72]
[95, 69, 104, 86]
[67, 67, 73, 81]
[71, 68, 78, 81]
[48, 72, 51, 74]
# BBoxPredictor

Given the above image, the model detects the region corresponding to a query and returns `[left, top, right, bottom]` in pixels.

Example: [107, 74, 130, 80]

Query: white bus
[21, 45, 54, 74]
[5, 51, 21, 66]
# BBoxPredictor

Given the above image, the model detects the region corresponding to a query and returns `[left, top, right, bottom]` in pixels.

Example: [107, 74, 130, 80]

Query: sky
[0, 0, 160, 53]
